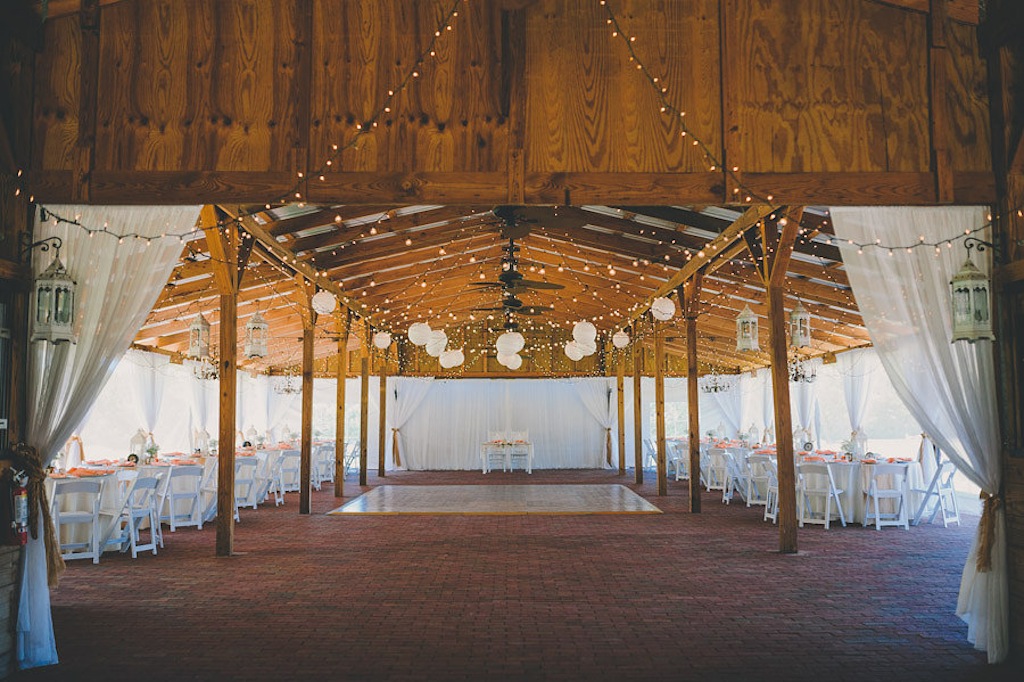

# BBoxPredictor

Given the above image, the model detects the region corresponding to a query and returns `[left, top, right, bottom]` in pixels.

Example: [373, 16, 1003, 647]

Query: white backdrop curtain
[832, 205, 1006, 663]
[20, 205, 199, 669]
[709, 380, 743, 439]
[760, 369, 776, 443]
[838, 348, 874, 453]
[791, 379, 817, 440]
[387, 377, 434, 468]
[188, 372, 215, 451]
[125, 349, 168, 444]
[571, 378, 615, 468]
[401, 379, 604, 469]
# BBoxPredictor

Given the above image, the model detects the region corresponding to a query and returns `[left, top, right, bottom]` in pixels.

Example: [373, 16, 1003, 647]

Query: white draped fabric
[791, 378, 817, 438]
[760, 369, 775, 443]
[125, 349, 169, 442]
[832, 205, 1006, 663]
[20, 205, 199, 669]
[709, 381, 743, 439]
[838, 348, 874, 454]
[387, 377, 434, 467]
[571, 378, 615, 468]
[401, 379, 604, 469]
[188, 373, 216, 451]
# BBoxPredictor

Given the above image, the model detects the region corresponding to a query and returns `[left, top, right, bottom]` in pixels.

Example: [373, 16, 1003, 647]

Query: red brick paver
[13, 470, 1018, 681]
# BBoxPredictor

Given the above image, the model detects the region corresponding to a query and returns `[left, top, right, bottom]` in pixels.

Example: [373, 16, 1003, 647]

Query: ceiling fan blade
[516, 279, 565, 290]
[514, 307, 548, 316]
[468, 281, 503, 288]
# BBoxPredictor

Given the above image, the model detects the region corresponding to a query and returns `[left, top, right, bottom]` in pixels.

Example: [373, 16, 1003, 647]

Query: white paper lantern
[311, 290, 337, 315]
[439, 349, 463, 369]
[408, 322, 432, 346]
[612, 330, 630, 348]
[564, 340, 584, 362]
[572, 320, 597, 344]
[504, 353, 523, 370]
[651, 296, 677, 321]
[425, 329, 447, 357]
[577, 338, 597, 356]
[496, 351, 517, 368]
[736, 305, 760, 352]
[372, 331, 393, 349]
[496, 331, 525, 355]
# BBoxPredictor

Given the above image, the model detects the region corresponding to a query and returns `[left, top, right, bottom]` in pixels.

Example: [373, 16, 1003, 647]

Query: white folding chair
[508, 431, 532, 474]
[642, 438, 659, 471]
[199, 460, 220, 523]
[722, 451, 748, 504]
[912, 460, 961, 527]
[278, 451, 302, 493]
[481, 432, 508, 474]
[120, 477, 161, 558]
[115, 468, 139, 507]
[312, 444, 335, 490]
[342, 442, 359, 478]
[705, 448, 729, 494]
[234, 457, 259, 517]
[864, 463, 910, 530]
[670, 441, 689, 481]
[746, 455, 773, 508]
[51, 479, 103, 564]
[161, 465, 204, 532]
[763, 459, 780, 523]
[796, 461, 847, 529]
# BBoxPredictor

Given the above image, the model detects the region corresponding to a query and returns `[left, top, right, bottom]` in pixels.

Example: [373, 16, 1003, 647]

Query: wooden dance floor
[329, 484, 661, 515]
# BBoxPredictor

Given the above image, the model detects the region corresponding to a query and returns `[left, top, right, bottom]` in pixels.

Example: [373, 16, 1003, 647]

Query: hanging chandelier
[788, 357, 817, 383]
[699, 368, 735, 394]
[273, 374, 301, 395]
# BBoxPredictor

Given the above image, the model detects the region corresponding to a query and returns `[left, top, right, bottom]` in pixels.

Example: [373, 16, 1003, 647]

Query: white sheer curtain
[125, 349, 168, 444]
[189, 372, 215, 452]
[790, 378, 817, 439]
[838, 348, 873, 454]
[20, 205, 199, 669]
[401, 379, 604, 469]
[832, 205, 1006, 663]
[760, 369, 775, 443]
[571, 378, 615, 468]
[387, 377, 434, 468]
[710, 381, 743, 439]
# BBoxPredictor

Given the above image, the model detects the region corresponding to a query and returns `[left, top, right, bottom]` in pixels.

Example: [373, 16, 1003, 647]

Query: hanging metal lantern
[244, 310, 269, 359]
[31, 248, 77, 344]
[735, 305, 760, 352]
[950, 244, 994, 343]
[189, 313, 212, 359]
[129, 429, 148, 458]
[789, 300, 811, 348]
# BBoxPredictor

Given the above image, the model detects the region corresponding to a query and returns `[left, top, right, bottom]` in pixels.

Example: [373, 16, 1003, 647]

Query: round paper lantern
[564, 340, 584, 362]
[572, 320, 597, 344]
[577, 338, 597, 356]
[311, 290, 337, 315]
[612, 330, 630, 348]
[425, 329, 447, 357]
[651, 296, 677, 321]
[496, 331, 526, 355]
[496, 351, 517, 368]
[504, 353, 523, 370]
[439, 349, 463, 369]
[372, 331, 392, 349]
[408, 322, 432, 346]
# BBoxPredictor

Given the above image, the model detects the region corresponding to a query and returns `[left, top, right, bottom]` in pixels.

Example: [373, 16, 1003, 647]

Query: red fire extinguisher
[11, 469, 28, 546]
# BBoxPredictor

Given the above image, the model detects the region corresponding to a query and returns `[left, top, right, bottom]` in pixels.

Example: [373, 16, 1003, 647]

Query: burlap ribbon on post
[976, 491, 1002, 573]
[606, 428, 613, 466]
[13, 443, 65, 589]
[391, 428, 402, 468]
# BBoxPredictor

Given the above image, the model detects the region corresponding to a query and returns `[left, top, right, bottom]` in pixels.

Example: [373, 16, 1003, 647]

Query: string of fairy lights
[11, 0, 1023, 379]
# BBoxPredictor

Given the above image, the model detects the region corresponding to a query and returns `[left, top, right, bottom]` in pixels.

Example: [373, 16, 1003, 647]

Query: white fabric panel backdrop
[833, 205, 1006, 663]
[21, 205, 199, 669]
[400, 379, 606, 470]
[125, 349, 168, 438]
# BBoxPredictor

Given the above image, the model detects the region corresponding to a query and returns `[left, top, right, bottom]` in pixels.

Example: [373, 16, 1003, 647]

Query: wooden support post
[299, 282, 314, 515]
[632, 327, 644, 485]
[378, 346, 388, 477]
[334, 309, 350, 497]
[654, 317, 668, 497]
[359, 328, 369, 486]
[616, 350, 626, 475]
[768, 283, 798, 552]
[680, 275, 703, 513]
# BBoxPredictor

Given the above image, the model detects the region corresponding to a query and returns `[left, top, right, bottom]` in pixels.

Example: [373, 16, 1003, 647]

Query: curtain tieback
[13, 443, 65, 589]
[391, 428, 402, 468]
[976, 491, 1002, 573]
[68, 434, 85, 462]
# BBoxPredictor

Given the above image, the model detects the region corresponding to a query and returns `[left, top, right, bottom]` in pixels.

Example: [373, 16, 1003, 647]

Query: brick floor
[12, 470, 1020, 681]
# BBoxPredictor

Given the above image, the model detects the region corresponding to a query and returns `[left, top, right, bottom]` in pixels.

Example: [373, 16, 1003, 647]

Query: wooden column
[378, 345, 388, 477]
[358, 326, 369, 486]
[299, 282, 315, 515]
[632, 326, 644, 485]
[334, 309, 350, 498]
[202, 207, 252, 558]
[653, 316, 668, 497]
[616, 349, 626, 475]
[680, 276, 703, 513]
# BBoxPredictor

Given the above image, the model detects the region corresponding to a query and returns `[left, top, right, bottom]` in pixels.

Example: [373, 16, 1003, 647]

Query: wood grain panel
[526, 0, 720, 173]
[727, 0, 930, 173]
[311, 0, 506, 175]
[943, 21, 992, 172]
[32, 16, 81, 171]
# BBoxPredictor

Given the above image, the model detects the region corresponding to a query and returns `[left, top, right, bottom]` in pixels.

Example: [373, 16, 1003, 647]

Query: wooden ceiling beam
[290, 206, 489, 254]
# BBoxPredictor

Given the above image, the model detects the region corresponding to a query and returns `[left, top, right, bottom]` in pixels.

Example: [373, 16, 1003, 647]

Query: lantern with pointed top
[789, 300, 811, 348]
[735, 305, 760, 352]
[950, 246, 994, 343]
[188, 313, 212, 360]
[244, 310, 269, 359]
[31, 249, 77, 344]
